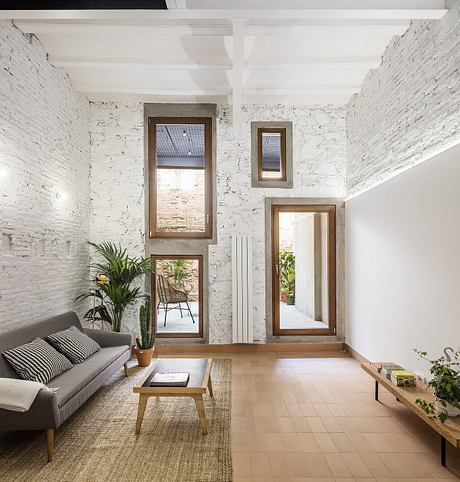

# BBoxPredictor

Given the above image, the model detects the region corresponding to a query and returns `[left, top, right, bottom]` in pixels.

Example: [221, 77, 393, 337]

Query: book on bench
[150, 372, 190, 387]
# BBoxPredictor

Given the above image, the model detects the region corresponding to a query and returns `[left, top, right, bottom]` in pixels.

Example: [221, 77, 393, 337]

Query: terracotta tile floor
[206, 351, 460, 481]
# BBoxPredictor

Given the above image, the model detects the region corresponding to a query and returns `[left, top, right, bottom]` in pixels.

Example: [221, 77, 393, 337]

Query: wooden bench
[361, 362, 460, 467]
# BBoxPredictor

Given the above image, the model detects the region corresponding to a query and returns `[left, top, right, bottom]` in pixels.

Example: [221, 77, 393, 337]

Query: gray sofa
[0, 311, 131, 462]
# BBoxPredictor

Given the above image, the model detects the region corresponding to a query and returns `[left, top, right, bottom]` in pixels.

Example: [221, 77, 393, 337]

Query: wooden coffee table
[133, 358, 213, 435]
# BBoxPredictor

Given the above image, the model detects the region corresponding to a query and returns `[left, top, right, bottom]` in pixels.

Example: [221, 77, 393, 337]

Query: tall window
[148, 117, 213, 238]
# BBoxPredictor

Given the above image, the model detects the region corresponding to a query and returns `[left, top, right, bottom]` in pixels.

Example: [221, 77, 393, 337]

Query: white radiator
[232, 235, 254, 343]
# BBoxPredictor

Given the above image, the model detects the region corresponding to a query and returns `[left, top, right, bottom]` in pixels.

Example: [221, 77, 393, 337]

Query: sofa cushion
[47, 326, 101, 364]
[2, 338, 73, 384]
[47, 345, 129, 407]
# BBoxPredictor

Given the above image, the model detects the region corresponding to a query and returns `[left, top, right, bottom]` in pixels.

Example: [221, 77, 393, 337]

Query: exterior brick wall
[0, 21, 90, 332]
[347, 2, 460, 196]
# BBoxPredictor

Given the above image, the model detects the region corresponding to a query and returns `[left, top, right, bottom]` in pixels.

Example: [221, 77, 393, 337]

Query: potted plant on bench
[415, 348, 460, 423]
[134, 296, 156, 367]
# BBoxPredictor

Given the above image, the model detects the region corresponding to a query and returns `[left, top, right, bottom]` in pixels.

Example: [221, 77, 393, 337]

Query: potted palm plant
[134, 296, 156, 367]
[76, 242, 151, 332]
[415, 348, 460, 423]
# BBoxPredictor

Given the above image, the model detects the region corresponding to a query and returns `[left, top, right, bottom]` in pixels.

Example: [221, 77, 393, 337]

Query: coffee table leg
[207, 374, 214, 397]
[193, 395, 208, 435]
[135, 395, 149, 434]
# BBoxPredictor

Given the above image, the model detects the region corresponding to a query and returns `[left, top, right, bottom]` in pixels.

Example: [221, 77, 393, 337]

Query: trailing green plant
[279, 251, 295, 300]
[414, 348, 460, 423]
[136, 296, 156, 349]
[76, 242, 152, 332]
[167, 259, 191, 288]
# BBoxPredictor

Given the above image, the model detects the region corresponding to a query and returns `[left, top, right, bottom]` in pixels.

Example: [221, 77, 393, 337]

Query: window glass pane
[261, 131, 282, 179]
[154, 258, 200, 335]
[155, 123, 206, 233]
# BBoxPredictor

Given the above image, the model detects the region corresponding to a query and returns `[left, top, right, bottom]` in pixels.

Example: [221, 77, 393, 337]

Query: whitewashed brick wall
[0, 21, 90, 332]
[89, 102, 346, 341]
[347, 2, 460, 196]
[89, 102, 145, 336]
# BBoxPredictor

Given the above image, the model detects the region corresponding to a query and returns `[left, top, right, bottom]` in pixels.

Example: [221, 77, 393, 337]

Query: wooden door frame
[148, 117, 213, 239]
[271, 204, 337, 336]
[151, 255, 204, 338]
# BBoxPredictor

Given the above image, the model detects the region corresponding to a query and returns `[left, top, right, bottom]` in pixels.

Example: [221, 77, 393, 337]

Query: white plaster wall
[294, 213, 315, 319]
[89, 103, 346, 342]
[0, 21, 90, 332]
[346, 144, 460, 378]
[346, 1, 460, 196]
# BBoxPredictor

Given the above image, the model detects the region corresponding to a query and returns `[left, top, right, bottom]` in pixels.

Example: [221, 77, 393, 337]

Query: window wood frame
[257, 127, 287, 182]
[151, 254, 204, 339]
[148, 117, 213, 239]
[271, 204, 337, 337]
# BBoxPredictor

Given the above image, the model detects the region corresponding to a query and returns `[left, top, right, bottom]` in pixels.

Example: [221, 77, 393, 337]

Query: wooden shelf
[361, 362, 460, 448]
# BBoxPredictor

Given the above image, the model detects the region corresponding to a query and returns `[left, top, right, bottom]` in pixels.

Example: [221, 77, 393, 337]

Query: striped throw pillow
[3, 338, 73, 384]
[46, 326, 100, 364]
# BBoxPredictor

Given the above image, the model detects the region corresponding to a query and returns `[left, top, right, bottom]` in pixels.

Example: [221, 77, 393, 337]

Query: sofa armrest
[83, 329, 132, 348]
[0, 389, 60, 431]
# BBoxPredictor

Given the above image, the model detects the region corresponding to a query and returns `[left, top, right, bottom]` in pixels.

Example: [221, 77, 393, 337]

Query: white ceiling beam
[14, 22, 230, 36]
[50, 56, 381, 71]
[245, 86, 362, 95]
[50, 57, 232, 70]
[73, 84, 230, 96]
[2, 9, 447, 21]
[249, 59, 382, 70]
[188, 0, 445, 9]
[14, 22, 411, 36]
[232, 19, 245, 133]
[72, 83, 361, 97]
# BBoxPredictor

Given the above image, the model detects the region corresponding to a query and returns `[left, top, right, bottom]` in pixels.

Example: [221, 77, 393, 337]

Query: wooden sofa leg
[124, 362, 129, 377]
[46, 429, 54, 463]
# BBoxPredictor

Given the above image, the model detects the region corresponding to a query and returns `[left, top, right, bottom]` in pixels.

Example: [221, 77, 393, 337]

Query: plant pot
[281, 292, 287, 303]
[134, 346, 154, 367]
[286, 297, 295, 306]
[435, 399, 460, 417]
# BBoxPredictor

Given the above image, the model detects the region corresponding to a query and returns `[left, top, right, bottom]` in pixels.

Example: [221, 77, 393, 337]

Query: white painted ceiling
[4, 0, 447, 109]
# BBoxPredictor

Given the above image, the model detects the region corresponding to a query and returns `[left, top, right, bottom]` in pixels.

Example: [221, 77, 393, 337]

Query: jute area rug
[0, 359, 232, 482]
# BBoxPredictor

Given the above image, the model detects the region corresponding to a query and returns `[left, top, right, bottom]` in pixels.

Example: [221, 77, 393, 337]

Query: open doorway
[272, 205, 336, 336]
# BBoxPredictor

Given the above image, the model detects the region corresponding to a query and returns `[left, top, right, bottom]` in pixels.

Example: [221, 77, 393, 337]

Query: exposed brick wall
[89, 102, 145, 336]
[89, 102, 347, 341]
[156, 169, 205, 233]
[347, 2, 460, 196]
[0, 21, 90, 332]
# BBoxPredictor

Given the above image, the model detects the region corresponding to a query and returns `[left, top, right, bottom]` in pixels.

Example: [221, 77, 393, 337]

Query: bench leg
[441, 436, 446, 467]
[124, 362, 129, 377]
[46, 429, 54, 463]
[374, 380, 379, 401]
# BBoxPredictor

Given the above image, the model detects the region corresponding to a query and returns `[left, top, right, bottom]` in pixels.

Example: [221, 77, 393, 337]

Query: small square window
[258, 128, 286, 181]
[251, 122, 293, 188]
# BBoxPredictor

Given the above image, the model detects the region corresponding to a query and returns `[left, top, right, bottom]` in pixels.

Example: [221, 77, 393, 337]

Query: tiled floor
[156, 301, 199, 333]
[208, 351, 460, 481]
[280, 303, 328, 330]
